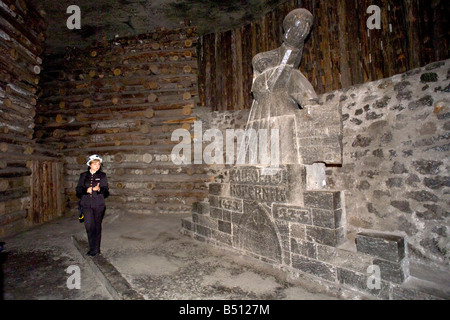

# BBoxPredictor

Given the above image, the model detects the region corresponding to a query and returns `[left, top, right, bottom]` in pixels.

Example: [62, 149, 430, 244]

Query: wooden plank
[42, 161, 48, 222]
[197, 36, 206, 107]
[31, 160, 39, 223]
[204, 34, 211, 109]
[209, 33, 217, 111]
[242, 23, 253, 110]
[233, 29, 244, 110]
[215, 32, 223, 111]
[231, 30, 238, 111]
[223, 30, 232, 111]
[336, 0, 351, 89]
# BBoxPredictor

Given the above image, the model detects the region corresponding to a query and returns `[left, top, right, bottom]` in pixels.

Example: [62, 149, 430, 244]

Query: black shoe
[88, 250, 100, 257]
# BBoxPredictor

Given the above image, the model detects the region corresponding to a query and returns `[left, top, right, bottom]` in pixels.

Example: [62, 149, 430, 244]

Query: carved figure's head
[282, 8, 313, 48]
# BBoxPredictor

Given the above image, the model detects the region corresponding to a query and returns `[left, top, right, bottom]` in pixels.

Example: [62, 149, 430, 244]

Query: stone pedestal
[182, 165, 346, 268]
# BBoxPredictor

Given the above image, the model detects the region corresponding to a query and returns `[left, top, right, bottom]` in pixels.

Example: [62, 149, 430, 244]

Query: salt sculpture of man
[250, 8, 318, 120]
[238, 8, 319, 166]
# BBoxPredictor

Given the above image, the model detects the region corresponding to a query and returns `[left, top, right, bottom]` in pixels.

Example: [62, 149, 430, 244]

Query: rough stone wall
[325, 59, 449, 269]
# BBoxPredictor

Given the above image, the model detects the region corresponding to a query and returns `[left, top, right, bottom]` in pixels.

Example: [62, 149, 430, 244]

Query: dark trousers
[83, 206, 105, 254]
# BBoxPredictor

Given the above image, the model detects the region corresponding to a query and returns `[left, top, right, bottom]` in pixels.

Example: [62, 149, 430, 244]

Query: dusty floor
[0, 212, 339, 301]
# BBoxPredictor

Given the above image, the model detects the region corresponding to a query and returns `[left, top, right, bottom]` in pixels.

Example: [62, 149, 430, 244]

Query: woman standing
[76, 154, 109, 256]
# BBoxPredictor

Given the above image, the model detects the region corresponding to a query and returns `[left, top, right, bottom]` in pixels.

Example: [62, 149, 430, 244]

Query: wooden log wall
[0, 0, 64, 237]
[199, 0, 449, 111]
[37, 26, 208, 216]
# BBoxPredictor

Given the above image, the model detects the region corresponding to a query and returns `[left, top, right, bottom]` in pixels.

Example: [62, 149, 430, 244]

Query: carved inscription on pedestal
[229, 168, 286, 185]
[230, 185, 287, 203]
[273, 204, 311, 224]
[230, 167, 288, 203]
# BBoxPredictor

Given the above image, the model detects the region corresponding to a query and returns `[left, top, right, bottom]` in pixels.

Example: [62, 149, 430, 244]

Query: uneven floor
[0, 212, 340, 301]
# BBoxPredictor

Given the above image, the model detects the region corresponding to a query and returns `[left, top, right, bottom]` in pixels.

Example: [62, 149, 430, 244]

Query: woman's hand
[93, 183, 100, 192]
[87, 187, 93, 194]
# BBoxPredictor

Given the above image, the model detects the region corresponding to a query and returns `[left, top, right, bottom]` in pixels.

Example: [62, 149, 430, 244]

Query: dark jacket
[76, 170, 109, 207]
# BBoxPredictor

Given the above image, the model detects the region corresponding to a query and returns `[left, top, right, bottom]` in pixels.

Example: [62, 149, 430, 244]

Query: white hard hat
[87, 154, 103, 166]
